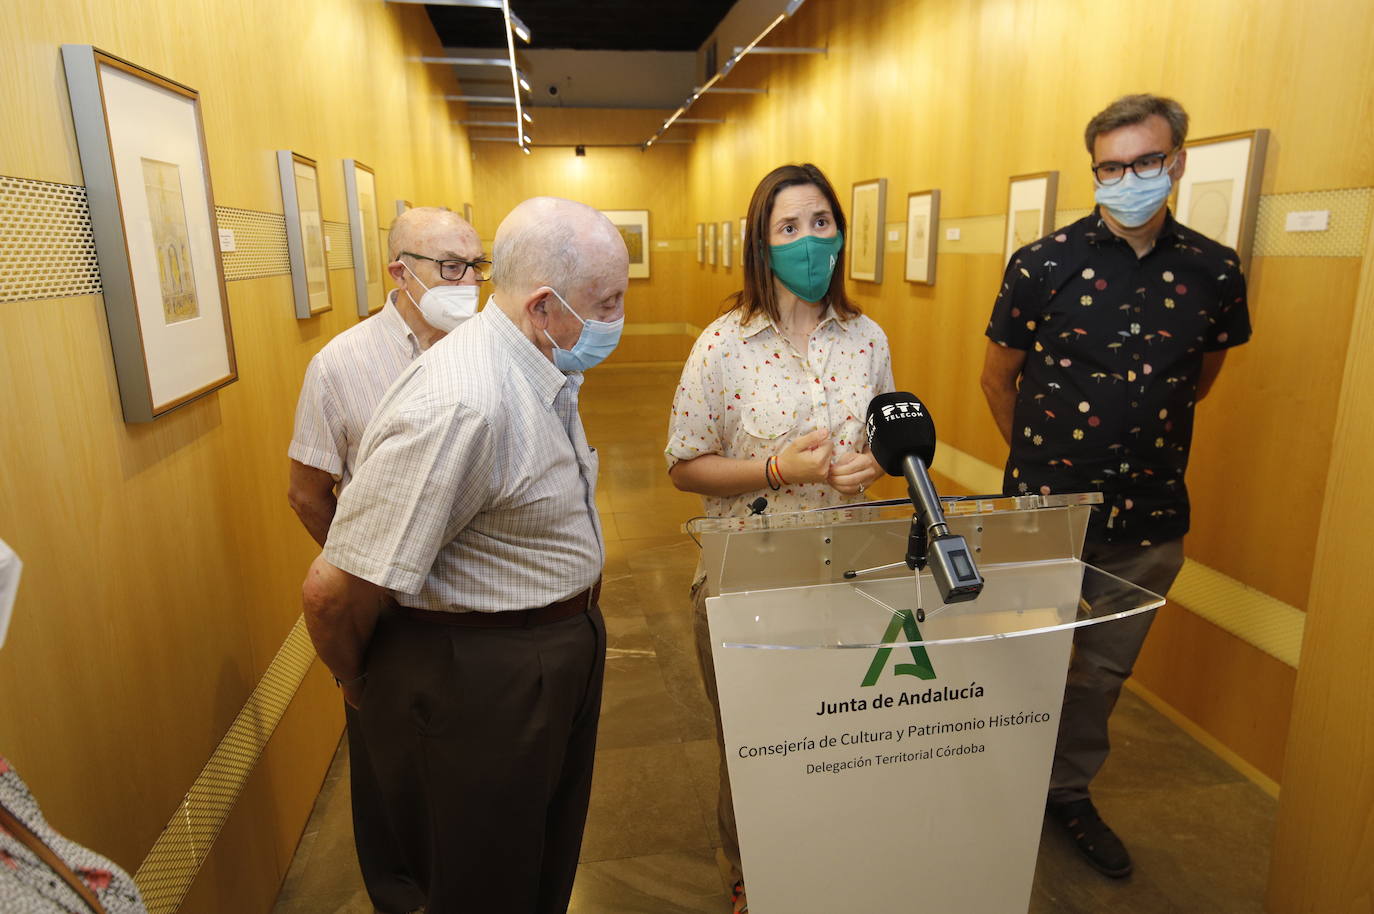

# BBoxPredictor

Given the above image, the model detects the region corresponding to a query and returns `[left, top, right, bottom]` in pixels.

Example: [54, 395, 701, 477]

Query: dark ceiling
[426, 0, 738, 51]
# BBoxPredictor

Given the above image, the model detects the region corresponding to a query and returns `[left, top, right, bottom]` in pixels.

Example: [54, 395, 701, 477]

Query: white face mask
[402, 262, 479, 332]
[0, 539, 21, 650]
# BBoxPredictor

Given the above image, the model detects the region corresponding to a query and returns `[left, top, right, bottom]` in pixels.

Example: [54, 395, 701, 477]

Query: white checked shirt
[325, 301, 603, 613]
[665, 306, 894, 517]
[288, 292, 420, 490]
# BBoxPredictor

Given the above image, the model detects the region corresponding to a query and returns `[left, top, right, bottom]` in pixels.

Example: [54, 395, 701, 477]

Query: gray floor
[272, 363, 1276, 913]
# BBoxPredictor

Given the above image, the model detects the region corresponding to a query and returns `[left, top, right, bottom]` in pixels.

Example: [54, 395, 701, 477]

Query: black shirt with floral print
[986, 207, 1251, 545]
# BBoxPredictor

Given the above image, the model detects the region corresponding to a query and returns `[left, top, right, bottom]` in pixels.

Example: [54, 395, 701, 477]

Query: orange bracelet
[773, 454, 790, 486]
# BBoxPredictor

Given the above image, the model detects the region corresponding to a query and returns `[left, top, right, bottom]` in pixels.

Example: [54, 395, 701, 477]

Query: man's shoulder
[312, 313, 400, 373]
[395, 320, 509, 416]
[1166, 220, 1244, 269]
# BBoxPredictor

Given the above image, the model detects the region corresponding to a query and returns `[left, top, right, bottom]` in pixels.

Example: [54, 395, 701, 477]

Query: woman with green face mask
[664, 162, 895, 914]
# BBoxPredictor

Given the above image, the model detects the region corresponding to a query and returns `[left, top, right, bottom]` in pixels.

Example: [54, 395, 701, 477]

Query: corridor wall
[675, 0, 1374, 790]
[0, 0, 474, 910]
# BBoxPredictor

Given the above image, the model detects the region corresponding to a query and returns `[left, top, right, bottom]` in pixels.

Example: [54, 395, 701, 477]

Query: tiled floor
[271, 361, 1276, 914]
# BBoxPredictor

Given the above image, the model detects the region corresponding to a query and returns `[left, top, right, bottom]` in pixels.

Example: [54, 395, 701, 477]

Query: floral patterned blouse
[0, 756, 147, 912]
[666, 305, 895, 517]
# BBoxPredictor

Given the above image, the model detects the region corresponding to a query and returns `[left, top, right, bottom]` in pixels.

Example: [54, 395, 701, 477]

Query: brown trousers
[1048, 538, 1186, 803]
[357, 604, 606, 913]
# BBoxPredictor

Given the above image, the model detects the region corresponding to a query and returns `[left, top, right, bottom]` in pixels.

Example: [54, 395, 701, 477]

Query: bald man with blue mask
[288, 206, 485, 914]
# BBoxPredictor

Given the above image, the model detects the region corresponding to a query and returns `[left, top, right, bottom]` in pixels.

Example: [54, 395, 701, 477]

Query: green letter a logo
[861, 610, 936, 687]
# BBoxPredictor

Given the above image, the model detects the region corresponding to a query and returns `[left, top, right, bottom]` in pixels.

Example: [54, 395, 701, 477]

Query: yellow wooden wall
[0, 0, 474, 910]
[471, 108, 700, 363]
[668, 0, 1374, 785]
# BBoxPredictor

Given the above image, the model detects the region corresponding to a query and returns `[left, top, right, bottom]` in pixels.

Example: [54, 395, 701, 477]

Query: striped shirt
[288, 292, 420, 490]
[325, 300, 603, 613]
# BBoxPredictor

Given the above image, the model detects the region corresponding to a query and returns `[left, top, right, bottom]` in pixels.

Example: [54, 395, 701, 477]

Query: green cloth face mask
[769, 230, 844, 303]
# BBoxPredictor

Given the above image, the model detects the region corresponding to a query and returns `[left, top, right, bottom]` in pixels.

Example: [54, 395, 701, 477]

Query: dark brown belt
[402, 579, 601, 629]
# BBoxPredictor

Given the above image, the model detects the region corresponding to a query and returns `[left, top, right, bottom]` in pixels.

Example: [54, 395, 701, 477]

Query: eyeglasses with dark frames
[1091, 148, 1179, 186]
[401, 251, 493, 282]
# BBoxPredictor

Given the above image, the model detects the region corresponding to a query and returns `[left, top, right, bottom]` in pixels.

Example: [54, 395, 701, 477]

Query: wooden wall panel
[674, 0, 1374, 786]
[0, 0, 474, 909]
[1267, 191, 1374, 914]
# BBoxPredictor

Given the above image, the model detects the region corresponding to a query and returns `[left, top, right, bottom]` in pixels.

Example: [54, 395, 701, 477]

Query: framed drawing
[395, 199, 411, 218]
[696, 223, 706, 263]
[1003, 171, 1059, 265]
[707, 221, 718, 266]
[1174, 129, 1269, 270]
[278, 151, 331, 318]
[343, 159, 384, 317]
[602, 209, 650, 279]
[849, 178, 887, 283]
[721, 220, 734, 269]
[60, 45, 236, 423]
[905, 189, 940, 285]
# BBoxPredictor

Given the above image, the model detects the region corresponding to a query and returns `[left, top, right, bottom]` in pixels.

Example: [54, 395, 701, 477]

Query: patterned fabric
[326, 300, 603, 613]
[665, 306, 895, 517]
[0, 756, 147, 913]
[986, 208, 1251, 545]
[288, 292, 420, 489]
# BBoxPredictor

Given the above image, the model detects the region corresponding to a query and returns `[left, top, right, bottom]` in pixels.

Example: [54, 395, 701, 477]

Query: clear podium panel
[695, 493, 1165, 914]
[690, 495, 1101, 599]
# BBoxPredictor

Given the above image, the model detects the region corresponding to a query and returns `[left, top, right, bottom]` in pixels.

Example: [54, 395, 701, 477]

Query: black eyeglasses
[1091, 148, 1178, 186]
[401, 251, 492, 282]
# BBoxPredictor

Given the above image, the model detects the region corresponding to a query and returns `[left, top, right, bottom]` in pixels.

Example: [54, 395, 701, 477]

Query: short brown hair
[727, 163, 860, 324]
[1084, 94, 1189, 155]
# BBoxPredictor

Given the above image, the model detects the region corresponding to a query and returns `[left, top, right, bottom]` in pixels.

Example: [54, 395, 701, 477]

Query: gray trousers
[1048, 538, 1185, 804]
[358, 604, 605, 914]
[691, 577, 743, 886]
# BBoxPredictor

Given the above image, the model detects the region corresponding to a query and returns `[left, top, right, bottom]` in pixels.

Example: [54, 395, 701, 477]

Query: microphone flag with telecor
[866, 392, 984, 603]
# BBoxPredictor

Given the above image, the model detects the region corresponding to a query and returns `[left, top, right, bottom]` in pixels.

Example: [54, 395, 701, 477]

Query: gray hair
[491, 210, 582, 295]
[1084, 94, 1189, 155]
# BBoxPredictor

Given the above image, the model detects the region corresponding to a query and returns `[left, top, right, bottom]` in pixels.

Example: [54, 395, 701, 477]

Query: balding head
[386, 206, 484, 350]
[491, 197, 627, 302]
[490, 197, 629, 363]
[388, 206, 478, 262]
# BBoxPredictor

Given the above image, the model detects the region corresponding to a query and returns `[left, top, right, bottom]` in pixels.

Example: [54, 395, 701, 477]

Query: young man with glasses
[980, 94, 1252, 879]
[288, 205, 485, 914]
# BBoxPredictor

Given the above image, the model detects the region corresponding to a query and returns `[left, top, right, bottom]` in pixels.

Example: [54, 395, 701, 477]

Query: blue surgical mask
[543, 288, 624, 372]
[1095, 169, 1174, 228]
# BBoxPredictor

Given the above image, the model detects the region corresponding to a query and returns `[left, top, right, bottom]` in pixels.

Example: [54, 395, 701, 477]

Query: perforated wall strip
[0, 175, 102, 304]
[215, 206, 289, 281]
[324, 220, 354, 270]
[131, 615, 318, 914]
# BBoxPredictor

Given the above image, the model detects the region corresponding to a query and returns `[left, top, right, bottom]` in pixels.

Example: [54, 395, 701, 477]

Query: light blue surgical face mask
[1095, 168, 1174, 228]
[543, 287, 624, 372]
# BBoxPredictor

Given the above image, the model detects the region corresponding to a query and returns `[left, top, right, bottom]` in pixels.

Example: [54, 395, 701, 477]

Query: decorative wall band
[214, 206, 289, 281]
[933, 440, 1305, 668]
[1254, 187, 1372, 258]
[0, 174, 101, 304]
[132, 615, 318, 913]
[324, 220, 353, 270]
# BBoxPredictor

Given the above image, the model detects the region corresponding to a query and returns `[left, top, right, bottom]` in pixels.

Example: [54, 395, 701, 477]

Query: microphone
[866, 392, 983, 604]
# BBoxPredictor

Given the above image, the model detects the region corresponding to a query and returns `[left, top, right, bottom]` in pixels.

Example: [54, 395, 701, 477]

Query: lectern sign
[708, 577, 1075, 914]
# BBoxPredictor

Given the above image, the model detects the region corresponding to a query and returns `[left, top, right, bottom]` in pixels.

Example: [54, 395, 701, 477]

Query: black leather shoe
[1048, 798, 1133, 878]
